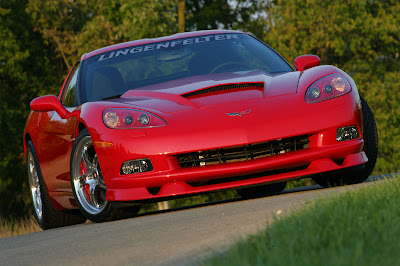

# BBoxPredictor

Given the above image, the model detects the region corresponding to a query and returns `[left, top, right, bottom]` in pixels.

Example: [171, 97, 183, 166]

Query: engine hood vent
[181, 82, 264, 99]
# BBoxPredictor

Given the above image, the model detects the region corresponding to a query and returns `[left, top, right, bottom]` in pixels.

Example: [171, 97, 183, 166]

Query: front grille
[181, 82, 264, 98]
[178, 135, 310, 168]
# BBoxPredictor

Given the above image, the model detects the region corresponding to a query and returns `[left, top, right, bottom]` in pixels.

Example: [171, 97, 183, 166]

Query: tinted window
[62, 64, 80, 107]
[81, 33, 292, 102]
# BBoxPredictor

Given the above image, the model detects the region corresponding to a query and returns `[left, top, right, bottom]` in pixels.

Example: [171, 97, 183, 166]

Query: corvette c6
[24, 30, 378, 229]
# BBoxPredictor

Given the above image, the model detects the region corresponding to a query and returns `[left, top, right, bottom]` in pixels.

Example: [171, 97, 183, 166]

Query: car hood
[106, 70, 300, 114]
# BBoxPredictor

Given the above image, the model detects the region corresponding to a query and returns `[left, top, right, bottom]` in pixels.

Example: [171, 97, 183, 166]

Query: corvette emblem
[226, 109, 252, 117]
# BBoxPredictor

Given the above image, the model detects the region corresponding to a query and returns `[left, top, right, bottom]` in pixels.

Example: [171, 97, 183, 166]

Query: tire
[313, 96, 378, 187]
[237, 181, 287, 198]
[70, 129, 141, 223]
[26, 141, 87, 230]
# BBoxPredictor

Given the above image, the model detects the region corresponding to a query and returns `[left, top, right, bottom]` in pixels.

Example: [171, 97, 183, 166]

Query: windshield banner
[98, 34, 241, 62]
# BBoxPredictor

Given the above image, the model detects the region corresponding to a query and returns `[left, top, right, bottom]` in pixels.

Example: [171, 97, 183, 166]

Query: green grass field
[203, 176, 400, 266]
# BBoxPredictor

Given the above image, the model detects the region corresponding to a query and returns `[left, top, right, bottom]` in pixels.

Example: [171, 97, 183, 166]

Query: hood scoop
[181, 82, 264, 99]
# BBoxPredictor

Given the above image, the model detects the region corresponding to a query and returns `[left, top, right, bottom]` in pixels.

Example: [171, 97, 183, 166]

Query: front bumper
[88, 92, 364, 202]
[104, 139, 366, 201]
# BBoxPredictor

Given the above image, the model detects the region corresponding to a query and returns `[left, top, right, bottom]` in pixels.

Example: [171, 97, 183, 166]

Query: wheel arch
[78, 122, 87, 134]
[24, 132, 33, 159]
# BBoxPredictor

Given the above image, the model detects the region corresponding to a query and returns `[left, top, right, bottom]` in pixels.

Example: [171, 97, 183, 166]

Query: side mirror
[294, 55, 321, 71]
[30, 95, 69, 118]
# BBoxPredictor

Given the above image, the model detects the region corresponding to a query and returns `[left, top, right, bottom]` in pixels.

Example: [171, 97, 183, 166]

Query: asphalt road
[0, 174, 396, 266]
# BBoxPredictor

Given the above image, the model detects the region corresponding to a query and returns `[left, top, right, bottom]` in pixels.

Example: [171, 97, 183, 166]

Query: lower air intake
[178, 135, 310, 168]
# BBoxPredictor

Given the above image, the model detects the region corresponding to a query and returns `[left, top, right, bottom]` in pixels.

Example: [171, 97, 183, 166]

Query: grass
[203, 176, 400, 266]
[0, 216, 41, 238]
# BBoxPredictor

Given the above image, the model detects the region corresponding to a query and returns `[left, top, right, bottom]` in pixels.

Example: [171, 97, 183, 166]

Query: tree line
[0, 0, 399, 218]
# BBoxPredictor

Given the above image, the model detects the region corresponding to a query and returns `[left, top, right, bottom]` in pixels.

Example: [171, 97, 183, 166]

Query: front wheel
[70, 129, 141, 223]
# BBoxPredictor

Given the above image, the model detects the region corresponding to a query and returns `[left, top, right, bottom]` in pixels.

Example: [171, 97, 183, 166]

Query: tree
[0, 0, 60, 217]
[178, 0, 185, 32]
[0, 0, 177, 218]
[255, 0, 400, 174]
[27, 0, 177, 68]
[185, 0, 260, 31]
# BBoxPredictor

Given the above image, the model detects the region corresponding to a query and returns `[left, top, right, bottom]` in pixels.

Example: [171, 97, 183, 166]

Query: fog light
[336, 126, 360, 142]
[121, 159, 153, 175]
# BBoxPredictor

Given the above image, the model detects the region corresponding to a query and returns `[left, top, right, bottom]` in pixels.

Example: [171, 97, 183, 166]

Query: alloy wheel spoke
[29, 161, 35, 175]
[92, 154, 98, 169]
[36, 189, 42, 206]
[34, 172, 39, 185]
[81, 146, 93, 170]
[29, 157, 39, 187]
[79, 173, 90, 187]
[89, 184, 100, 208]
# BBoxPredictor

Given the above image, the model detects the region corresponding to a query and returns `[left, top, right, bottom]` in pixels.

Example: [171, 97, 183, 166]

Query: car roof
[80, 30, 247, 61]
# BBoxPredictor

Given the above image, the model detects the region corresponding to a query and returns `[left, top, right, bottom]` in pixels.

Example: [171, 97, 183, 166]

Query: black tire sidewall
[360, 96, 379, 178]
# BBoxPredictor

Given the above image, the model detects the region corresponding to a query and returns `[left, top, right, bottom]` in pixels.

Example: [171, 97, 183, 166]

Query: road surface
[0, 174, 395, 266]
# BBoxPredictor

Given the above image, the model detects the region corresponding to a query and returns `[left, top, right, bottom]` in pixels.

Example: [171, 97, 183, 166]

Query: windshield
[81, 33, 292, 102]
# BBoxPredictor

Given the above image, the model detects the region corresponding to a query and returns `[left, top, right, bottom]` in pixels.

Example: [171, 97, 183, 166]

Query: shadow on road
[135, 173, 397, 218]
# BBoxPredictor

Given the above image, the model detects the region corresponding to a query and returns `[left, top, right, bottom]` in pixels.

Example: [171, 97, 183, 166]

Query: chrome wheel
[27, 151, 42, 220]
[71, 136, 107, 215]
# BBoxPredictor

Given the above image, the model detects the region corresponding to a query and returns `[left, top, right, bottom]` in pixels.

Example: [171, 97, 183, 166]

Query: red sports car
[24, 30, 378, 229]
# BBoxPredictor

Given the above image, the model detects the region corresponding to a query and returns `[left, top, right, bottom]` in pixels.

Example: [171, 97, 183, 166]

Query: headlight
[103, 108, 166, 129]
[305, 74, 351, 103]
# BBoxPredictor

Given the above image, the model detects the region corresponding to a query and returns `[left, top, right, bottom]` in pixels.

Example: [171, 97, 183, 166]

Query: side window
[62, 63, 80, 107]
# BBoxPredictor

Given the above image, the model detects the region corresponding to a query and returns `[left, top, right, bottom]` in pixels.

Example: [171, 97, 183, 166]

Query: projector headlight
[305, 74, 351, 103]
[103, 108, 166, 129]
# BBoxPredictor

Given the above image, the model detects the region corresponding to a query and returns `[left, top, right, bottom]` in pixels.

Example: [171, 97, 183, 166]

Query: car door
[36, 62, 81, 193]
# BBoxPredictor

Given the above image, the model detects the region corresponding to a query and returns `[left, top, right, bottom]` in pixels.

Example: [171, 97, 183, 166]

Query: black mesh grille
[178, 135, 310, 168]
[181, 82, 264, 98]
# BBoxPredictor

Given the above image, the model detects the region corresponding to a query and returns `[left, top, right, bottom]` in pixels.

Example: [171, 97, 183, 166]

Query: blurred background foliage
[0, 0, 399, 218]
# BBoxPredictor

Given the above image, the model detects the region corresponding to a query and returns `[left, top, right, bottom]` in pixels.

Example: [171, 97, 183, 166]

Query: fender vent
[181, 82, 264, 98]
